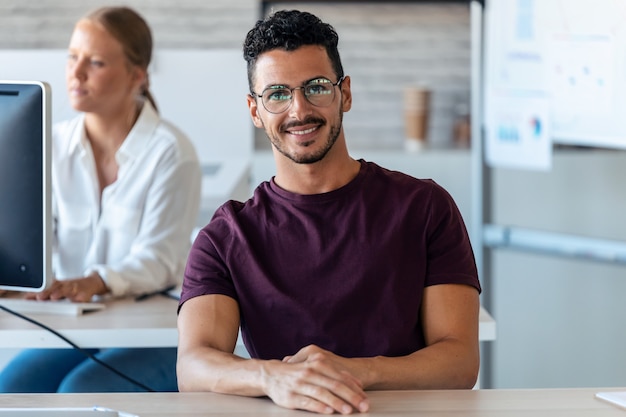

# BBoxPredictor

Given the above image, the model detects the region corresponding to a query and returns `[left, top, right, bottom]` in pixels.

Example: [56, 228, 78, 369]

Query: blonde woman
[0, 7, 201, 392]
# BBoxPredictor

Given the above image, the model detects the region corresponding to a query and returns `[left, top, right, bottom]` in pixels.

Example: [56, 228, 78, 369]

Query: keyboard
[0, 298, 106, 316]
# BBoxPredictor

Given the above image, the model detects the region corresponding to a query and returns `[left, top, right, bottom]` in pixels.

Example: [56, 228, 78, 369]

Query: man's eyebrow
[265, 84, 289, 90]
[263, 76, 329, 91]
[306, 76, 331, 83]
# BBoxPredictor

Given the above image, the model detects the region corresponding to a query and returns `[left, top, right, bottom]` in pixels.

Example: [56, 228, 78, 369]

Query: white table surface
[0, 296, 179, 348]
[0, 387, 624, 416]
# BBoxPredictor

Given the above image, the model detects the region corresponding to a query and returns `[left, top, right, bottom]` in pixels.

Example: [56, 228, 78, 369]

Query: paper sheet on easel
[485, 93, 552, 171]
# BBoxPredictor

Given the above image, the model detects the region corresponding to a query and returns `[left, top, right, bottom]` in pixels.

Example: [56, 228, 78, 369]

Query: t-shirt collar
[269, 159, 367, 203]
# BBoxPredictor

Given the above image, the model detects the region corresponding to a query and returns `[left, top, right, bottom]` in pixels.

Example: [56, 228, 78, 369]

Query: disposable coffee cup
[404, 86, 431, 151]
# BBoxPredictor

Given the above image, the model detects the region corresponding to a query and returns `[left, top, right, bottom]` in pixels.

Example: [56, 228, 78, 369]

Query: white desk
[0, 388, 623, 416]
[0, 297, 179, 349]
[0, 297, 495, 349]
[197, 158, 251, 227]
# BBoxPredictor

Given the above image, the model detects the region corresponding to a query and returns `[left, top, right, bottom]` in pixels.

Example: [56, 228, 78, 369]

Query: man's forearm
[177, 347, 268, 396]
[344, 339, 479, 390]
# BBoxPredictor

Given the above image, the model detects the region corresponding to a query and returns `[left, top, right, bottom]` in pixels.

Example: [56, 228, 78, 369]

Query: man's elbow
[450, 357, 480, 389]
[176, 361, 193, 392]
[456, 368, 479, 389]
[176, 354, 208, 392]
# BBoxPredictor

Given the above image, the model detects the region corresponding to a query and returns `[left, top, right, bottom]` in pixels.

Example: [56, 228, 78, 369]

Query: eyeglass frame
[250, 76, 346, 114]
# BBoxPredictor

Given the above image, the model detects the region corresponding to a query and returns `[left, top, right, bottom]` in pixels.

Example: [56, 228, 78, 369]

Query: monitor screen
[0, 81, 52, 292]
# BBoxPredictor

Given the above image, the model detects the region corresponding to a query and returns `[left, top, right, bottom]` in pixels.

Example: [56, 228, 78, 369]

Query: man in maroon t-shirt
[177, 10, 481, 415]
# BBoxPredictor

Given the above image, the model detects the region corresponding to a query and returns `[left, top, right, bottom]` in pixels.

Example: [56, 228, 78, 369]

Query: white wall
[0, 49, 253, 162]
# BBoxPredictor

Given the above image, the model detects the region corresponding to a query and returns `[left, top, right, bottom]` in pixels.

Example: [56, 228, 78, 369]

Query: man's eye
[267, 90, 290, 101]
[306, 84, 331, 96]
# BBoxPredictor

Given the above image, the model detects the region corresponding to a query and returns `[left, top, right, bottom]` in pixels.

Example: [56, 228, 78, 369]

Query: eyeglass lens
[261, 78, 338, 113]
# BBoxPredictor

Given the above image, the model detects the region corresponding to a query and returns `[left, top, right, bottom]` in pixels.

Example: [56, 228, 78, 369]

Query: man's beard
[263, 109, 343, 165]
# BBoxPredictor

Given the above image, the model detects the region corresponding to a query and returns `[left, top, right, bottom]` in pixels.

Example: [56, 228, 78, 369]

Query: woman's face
[65, 19, 144, 115]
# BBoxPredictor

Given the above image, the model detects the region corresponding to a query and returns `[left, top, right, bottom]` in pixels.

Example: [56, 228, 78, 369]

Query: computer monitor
[0, 81, 52, 292]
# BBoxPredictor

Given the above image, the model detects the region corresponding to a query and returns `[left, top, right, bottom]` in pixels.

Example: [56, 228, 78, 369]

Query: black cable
[0, 303, 156, 392]
[160, 292, 181, 301]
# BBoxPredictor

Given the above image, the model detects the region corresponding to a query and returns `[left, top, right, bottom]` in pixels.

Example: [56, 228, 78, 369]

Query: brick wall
[0, 0, 256, 48]
[0, 0, 471, 150]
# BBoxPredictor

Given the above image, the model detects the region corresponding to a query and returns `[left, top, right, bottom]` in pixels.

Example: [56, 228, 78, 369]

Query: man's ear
[340, 75, 352, 113]
[247, 94, 264, 128]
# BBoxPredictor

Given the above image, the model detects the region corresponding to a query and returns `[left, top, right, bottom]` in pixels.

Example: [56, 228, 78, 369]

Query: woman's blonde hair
[85, 6, 158, 112]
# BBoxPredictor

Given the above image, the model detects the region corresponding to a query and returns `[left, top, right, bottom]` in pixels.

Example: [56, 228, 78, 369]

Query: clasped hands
[262, 344, 370, 415]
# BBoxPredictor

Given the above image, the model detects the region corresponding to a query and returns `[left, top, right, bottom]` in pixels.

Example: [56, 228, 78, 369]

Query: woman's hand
[27, 273, 108, 302]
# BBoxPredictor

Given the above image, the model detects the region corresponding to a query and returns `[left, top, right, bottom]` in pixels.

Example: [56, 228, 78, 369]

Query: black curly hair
[243, 10, 345, 93]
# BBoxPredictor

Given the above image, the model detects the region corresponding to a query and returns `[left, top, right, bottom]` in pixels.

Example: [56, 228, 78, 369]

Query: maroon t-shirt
[181, 160, 480, 360]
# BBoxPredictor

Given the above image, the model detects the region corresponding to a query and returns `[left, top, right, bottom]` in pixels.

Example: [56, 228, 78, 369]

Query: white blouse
[52, 101, 202, 297]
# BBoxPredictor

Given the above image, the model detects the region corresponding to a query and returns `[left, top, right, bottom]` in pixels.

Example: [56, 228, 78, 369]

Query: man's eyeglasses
[251, 76, 345, 114]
